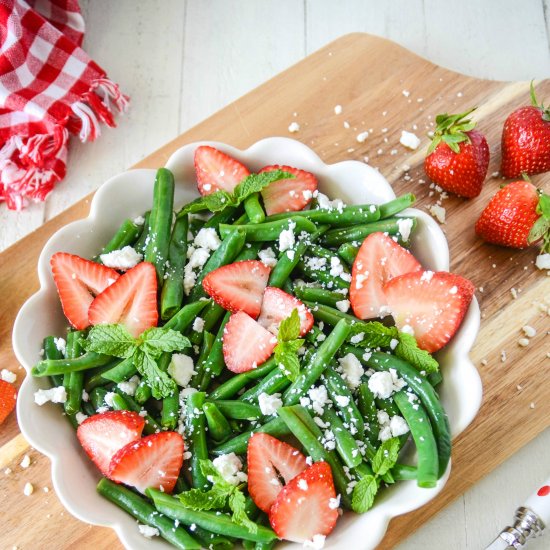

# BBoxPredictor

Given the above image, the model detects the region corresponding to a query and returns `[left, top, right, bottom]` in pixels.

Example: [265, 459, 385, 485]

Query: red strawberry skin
[257, 287, 314, 336]
[194, 145, 250, 195]
[424, 130, 489, 198]
[350, 232, 422, 320]
[222, 311, 277, 373]
[384, 270, 475, 353]
[259, 165, 318, 216]
[475, 181, 541, 248]
[269, 461, 339, 543]
[88, 261, 158, 337]
[501, 106, 550, 178]
[202, 260, 271, 319]
[77, 410, 145, 476]
[247, 433, 307, 513]
[51, 252, 120, 330]
[0, 380, 17, 425]
[108, 431, 184, 494]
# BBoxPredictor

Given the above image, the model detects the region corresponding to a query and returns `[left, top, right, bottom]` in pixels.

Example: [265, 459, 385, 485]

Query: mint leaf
[278, 309, 301, 342]
[133, 348, 177, 399]
[372, 437, 401, 476]
[140, 327, 191, 356]
[351, 474, 379, 513]
[228, 490, 258, 534]
[275, 348, 301, 382]
[395, 332, 439, 374]
[178, 487, 228, 511]
[233, 170, 293, 202]
[83, 324, 137, 358]
[348, 321, 398, 348]
[178, 190, 236, 217]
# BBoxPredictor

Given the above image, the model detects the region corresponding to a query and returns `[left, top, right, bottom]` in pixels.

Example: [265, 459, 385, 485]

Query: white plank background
[1, 1, 549, 548]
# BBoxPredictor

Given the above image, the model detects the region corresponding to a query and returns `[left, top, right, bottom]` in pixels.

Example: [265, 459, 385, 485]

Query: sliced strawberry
[50, 252, 120, 330]
[0, 380, 17, 425]
[259, 165, 318, 216]
[350, 232, 422, 320]
[247, 433, 308, 513]
[77, 410, 145, 476]
[384, 270, 475, 353]
[108, 431, 184, 494]
[202, 260, 271, 318]
[222, 311, 277, 373]
[88, 261, 158, 337]
[257, 287, 313, 337]
[269, 461, 339, 543]
[194, 145, 250, 195]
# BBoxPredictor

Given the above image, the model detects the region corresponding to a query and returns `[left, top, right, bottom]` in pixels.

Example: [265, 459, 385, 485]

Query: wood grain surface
[1, 33, 549, 550]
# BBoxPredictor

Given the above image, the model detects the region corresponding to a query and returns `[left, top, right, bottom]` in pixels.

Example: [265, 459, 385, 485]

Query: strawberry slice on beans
[50, 252, 120, 330]
[194, 145, 250, 195]
[259, 165, 317, 215]
[247, 433, 308, 513]
[383, 270, 475, 353]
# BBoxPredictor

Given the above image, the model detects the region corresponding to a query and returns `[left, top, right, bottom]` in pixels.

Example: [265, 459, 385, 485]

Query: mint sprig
[177, 170, 294, 218]
[83, 324, 190, 398]
[274, 309, 305, 382]
[352, 437, 401, 513]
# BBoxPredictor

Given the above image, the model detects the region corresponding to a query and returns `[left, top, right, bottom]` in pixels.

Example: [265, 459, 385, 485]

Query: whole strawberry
[475, 180, 550, 251]
[424, 108, 490, 198]
[501, 82, 550, 178]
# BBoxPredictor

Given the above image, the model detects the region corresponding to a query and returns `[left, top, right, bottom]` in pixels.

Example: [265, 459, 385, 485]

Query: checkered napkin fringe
[0, 0, 129, 210]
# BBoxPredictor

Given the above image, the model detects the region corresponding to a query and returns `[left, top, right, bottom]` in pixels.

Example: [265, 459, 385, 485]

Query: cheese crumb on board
[288, 122, 300, 133]
[399, 130, 421, 150]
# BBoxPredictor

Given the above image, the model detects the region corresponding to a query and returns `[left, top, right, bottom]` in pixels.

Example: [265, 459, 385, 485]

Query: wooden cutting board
[1, 33, 549, 549]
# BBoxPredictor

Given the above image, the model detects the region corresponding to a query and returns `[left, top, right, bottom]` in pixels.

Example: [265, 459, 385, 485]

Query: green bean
[144, 168, 175, 281]
[212, 417, 290, 456]
[81, 400, 95, 417]
[208, 358, 277, 400]
[219, 217, 316, 242]
[428, 371, 443, 387]
[321, 217, 415, 247]
[188, 525, 234, 550]
[240, 368, 290, 403]
[83, 360, 124, 390]
[161, 389, 180, 430]
[147, 490, 277, 543]
[90, 387, 108, 410]
[393, 390, 438, 488]
[304, 301, 358, 327]
[321, 407, 362, 468]
[189, 216, 205, 236]
[42, 336, 64, 386]
[63, 331, 85, 416]
[97, 479, 201, 549]
[164, 299, 211, 333]
[161, 214, 188, 320]
[174, 473, 190, 494]
[264, 204, 380, 226]
[99, 356, 136, 384]
[189, 227, 246, 302]
[190, 331, 215, 388]
[296, 259, 350, 290]
[97, 218, 140, 260]
[378, 193, 415, 219]
[234, 242, 262, 261]
[32, 352, 112, 377]
[322, 366, 364, 439]
[204, 206, 239, 228]
[209, 400, 262, 420]
[346, 348, 451, 477]
[294, 286, 348, 308]
[376, 396, 400, 418]
[186, 392, 209, 489]
[134, 379, 152, 404]
[392, 464, 418, 481]
[133, 211, 151, 255]
[244, 193, 265, 224]
[110, 393, 130, 411]
[357, 383, 380, 446]
[232, 213, 249, 225]
[203, 402, 232, 442]
[283, 319, 351, 405]
[277, 406, 352, 509]
[337, 242, 359, 266]
[198, 313, 231, 391]
[306, 244, 350, 272]
[304, 325, 325, 345]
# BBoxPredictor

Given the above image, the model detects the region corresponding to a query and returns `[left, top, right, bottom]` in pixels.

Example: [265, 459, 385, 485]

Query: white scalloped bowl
[13, 137, 481, 550]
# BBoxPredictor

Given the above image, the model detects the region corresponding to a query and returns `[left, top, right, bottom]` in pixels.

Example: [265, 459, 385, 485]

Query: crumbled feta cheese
[168, 354, 196, 387]
[34, 386, 67, 406]
[100, 246, 142, 270]
[329, 257, 344, 277]
[397, 218, 414, 241]
[187, 248, 210, 269]
[402, 90, 410, 97]
[535, 253, 550, 270]
[390, 338, 399, 350]
[335, 395, 350, 407]
[522, 325, 536, 338]
[334, 105, 342, 115]
[316, 192, 345, 212]
[20, 455, 30, 468]
[104, 392, 116, 408]
[258, 247, 277, 267]
[401, 324, 415, 336]
[138, 524, 160, 538]
[356, 131, 369, 143]
[258, 392, 283, 415]
[23, 482, 34, 496]
[338, 353, 364, 390]
[377, 410, 390, 425]
[429, 204, 446, 224]
[350, 333, 364, 344]
[194, 228, 221, 251]
[328, 495, 341, 509]
[212, 453, 248, 485]
[421, 270, 434, 282]
[133, 215, 145, 225]
[298, 479, 309, 491]
[75, 412, 88, 425]
[368, 370, 405, 399]
[378, 426, 393, 442]
[518, 338, 530, 347]
[1, 369, 16, 383]
[279, 221, 296, 252]
[118, 375, 140, 396]
[400, 130, 421, 150]
[53, 337, 66, 355]
[390, 415, 409, 437]
[308, 385, 329, 415]
[335, 299, 350, 313]
[288, 122, 300, 133]
[192, 317, 205, 332]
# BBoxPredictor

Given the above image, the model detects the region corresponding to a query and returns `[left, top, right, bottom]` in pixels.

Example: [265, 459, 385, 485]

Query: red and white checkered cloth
[0, 0, 128, 210]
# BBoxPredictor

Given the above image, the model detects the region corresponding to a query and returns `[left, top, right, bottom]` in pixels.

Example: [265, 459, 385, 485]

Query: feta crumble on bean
[338, 353, 364, 390]
[138, 524, 160, 538]
[258, 392, 283, 415]
[53, 337, 66, 355]
[279, 221, 296, 252]
[117, 375, 140, 396]
[212, 453, 248, 485]
[258, 247, 277, 267]
[168, 354, 196, 387]
[335, 299, 350, 313]
[192, 317, 205, 332]
[368, 369, 405, 399]
[100, 246, 142, 270]
[194, 228, 221, 251]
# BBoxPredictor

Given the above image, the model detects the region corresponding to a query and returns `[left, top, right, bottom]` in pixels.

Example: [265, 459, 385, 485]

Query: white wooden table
[2, 1, 549, 548]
